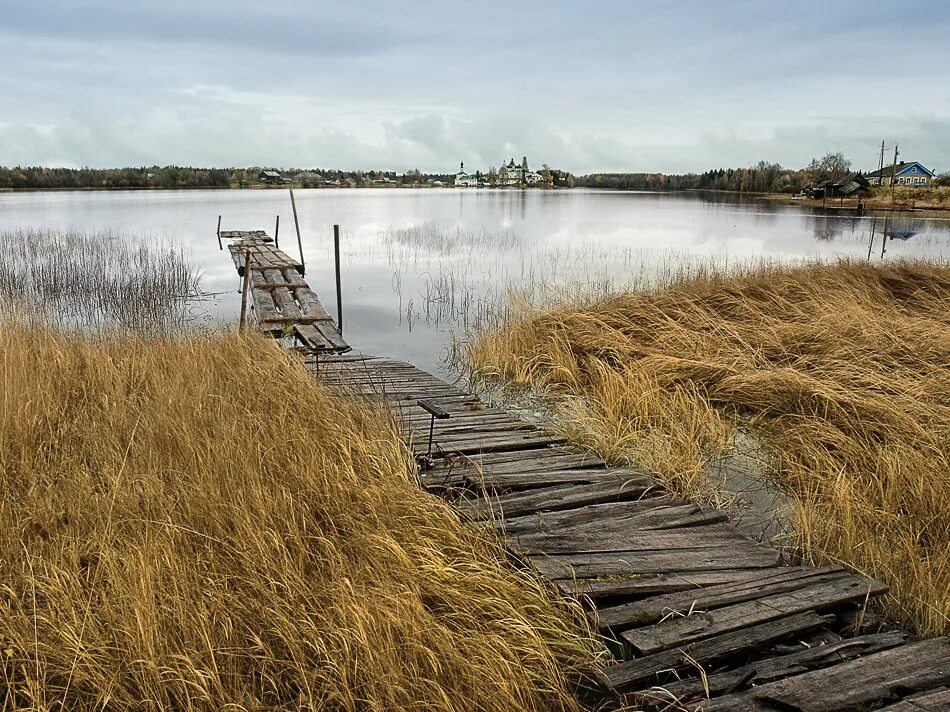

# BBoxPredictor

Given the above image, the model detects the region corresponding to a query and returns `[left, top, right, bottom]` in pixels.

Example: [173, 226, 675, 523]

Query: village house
[258, 169, 283, 184]
[865, 161, 937, 188]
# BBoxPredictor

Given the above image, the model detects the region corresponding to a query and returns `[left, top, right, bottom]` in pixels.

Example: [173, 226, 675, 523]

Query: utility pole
[890, 143, 900, 195]
[878, 140, 886, 184]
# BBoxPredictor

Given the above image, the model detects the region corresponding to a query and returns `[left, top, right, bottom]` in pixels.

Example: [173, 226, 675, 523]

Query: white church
[455, 157, 544, 187]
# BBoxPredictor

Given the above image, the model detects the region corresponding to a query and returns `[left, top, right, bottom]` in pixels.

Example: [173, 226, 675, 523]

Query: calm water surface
[2, 188, 948, 374]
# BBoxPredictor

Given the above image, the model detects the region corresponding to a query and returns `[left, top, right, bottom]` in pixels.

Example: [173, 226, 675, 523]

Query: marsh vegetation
[464, 260, 950, 637]
[0, 230, 603, 709]
[0, 228, 201, 334]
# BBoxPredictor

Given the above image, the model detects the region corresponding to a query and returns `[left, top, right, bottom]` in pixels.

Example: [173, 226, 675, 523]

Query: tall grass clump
[465, 259, 950, 637]
[0, 328, 601, 710]
[0, 228, 200, 333]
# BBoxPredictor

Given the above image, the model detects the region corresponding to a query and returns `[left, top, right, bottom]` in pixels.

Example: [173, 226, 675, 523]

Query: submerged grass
[0, 228, 200, 334]
[0, 328, 602, 710]
[465, 260, 950, 637]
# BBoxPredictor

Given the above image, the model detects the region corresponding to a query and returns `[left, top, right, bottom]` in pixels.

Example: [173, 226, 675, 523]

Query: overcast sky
[2, 1, 948, 174]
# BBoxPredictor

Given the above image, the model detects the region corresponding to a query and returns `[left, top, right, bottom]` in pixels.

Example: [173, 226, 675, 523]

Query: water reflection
[0, 189, 947, 373]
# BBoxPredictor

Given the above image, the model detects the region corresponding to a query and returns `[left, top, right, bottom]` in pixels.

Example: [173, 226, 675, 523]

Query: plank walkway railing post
[334, 224, 343, 334]
[216, 215, 222, 251]
[239, 249, 252, 332]
[274, 214, 280, 249]
[289, 188, 305, 275]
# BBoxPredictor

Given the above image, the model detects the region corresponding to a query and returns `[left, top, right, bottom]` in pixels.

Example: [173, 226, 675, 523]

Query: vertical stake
[881, 215, 888, 259]
[290, 188, 305, 275]
[334, 224, 343, 334]
[216, 215, 222, 251]
[274, 214, 280, 249]
[239, 249, 252, 332]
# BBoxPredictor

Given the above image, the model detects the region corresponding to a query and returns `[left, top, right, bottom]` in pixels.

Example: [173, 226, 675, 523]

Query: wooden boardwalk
[224, 238, 950, 710]
[222, 230, 348, 354]
[318, 352, 950, 712]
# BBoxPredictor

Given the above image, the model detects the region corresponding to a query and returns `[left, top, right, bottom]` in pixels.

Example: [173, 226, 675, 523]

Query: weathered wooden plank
[461, 478, 657, 520]
[513, 522, 744, 556]
[530, 546, 782, 580]
[557, 569, 771, 601]
[877, 687, 950, 711]
[273, 287, 302, 319]
[700, 637, 950, 711]
[294, 324, 334, 352]
[296, 288, 334, 320]
[604, 611, 833, 692]
[499, 499, 718, 536]
[314, 320, 349, 351]
[411, 431, 565, 457]
[471, 467, 658, 492]
[622, 574, 886, 655]
[251, 287, 280, 321]
[598, 566, 844, 630]
[281, 268, 309, 287]
[659, 631, 908, 701]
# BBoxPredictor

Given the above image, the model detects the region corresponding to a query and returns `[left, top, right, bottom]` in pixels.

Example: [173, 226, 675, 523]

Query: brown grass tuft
[0, 328, 601, 710]
[466, 260, 950, 636]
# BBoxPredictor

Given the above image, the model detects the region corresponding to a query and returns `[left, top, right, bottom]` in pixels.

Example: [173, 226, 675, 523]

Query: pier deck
[319, 352, 950, 711]
[222, 230, 348, 354]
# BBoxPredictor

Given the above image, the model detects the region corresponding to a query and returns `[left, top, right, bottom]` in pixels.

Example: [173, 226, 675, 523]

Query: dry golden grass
[466, 260, 950, 637]
[0, 327, 602, 711]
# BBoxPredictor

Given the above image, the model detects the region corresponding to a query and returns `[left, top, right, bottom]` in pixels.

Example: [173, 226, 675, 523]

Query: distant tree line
[0, 165, 479, 190]
[576, 153, 856, 194]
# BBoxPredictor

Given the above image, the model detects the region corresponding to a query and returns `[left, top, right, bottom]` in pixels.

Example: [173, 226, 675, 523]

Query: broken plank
[598, 566, 844, 630]
[659, 630, 909, 702]
[700, 637, 950, 712]
[622, 573, 886, 655]
[605, 611, 832, 692]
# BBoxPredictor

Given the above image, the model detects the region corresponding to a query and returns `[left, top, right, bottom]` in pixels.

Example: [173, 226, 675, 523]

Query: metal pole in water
[334, 224, 343, 334]
[274, 214, 280, 249]
[289, 188, 305, 275]
[239, 249, 252, 332]
[216, 215, 222, 250]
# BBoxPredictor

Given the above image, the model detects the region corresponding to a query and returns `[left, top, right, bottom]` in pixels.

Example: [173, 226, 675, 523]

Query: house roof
[866, 161, 935, 179]
[260, 170, 281, 177]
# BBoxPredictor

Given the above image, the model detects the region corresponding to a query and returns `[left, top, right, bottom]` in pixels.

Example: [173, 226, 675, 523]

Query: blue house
[865, 161, 937, 188]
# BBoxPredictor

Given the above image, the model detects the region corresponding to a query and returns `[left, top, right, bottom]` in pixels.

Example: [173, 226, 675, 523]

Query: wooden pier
[318, 353, 950, 712]
[225, 237, 950, 710]
[222, 230, 348, 354]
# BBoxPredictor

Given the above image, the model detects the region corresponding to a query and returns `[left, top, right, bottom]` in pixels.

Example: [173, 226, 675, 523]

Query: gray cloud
[1, 1, 948, 173]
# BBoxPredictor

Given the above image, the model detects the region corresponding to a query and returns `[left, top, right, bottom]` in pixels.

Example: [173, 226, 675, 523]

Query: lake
[2, 188, 948, 374]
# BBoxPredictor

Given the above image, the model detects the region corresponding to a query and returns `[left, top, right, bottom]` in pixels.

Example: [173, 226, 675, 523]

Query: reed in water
[0, 228, 200, 334]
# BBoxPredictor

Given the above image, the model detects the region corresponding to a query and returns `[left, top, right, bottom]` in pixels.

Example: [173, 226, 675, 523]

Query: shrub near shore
[0, 329, 601, 710]
[466, 260, 950, 637]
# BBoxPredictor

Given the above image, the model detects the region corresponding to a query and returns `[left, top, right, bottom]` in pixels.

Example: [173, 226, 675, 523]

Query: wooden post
[216, 215, 222, 251]
[881, 215, 888, 259]
[290, 188, 305, 275]
[334, 224, 343, 334]
[867, 218, 876, 261]
[274, 214, 280, 249]
[239, 249, 252, 332]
